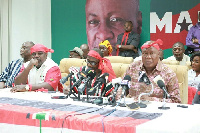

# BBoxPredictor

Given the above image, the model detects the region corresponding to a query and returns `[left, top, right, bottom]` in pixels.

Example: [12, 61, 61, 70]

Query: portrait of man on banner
[85, 0, 142, 55]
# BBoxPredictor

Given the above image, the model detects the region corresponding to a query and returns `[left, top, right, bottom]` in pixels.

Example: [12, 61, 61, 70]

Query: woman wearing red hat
[64, 48, 116, 97]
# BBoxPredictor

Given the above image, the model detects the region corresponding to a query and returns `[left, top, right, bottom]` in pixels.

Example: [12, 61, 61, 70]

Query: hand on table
[10, 85, 26, 92]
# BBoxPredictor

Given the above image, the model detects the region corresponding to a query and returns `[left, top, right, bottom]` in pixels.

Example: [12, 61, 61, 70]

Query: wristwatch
[118, 45, 122, 48]
[25, 84, 30, 91]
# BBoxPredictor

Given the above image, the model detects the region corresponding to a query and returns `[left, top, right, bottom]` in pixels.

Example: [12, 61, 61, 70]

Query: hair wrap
[30, 44, 54, 54]
[141, 39, 163, 50]
[88, 50, 116, 81]
[99, 40, 113, 56]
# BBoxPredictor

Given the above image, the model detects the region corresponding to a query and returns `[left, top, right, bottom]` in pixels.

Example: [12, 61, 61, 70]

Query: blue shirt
[0, 59, 23, 87]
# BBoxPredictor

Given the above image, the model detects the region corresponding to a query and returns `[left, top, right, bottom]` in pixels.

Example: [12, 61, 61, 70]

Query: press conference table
[0, 88, 200, 133]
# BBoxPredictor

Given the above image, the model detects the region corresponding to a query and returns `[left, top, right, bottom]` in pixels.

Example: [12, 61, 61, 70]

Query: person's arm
[164, 73, 181, 103]
[186, 26, 200, 48]
[10, 82, 54, 92]
[117, 33, 140, 52]
[115, 34, 122, 50]
[14, 59, 38, 85]
[11, 66, 62, 92]
[0, 82, 5, 89]
[0, 61, 13, 87]
[142, 72, 181, 103]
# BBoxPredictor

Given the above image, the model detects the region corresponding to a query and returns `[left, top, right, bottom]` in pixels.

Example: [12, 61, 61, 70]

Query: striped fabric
[0, 59, 23, 87]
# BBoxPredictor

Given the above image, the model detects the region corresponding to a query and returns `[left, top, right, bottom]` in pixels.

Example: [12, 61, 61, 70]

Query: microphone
[153, 75, 170, 98]
[87, 73, 109, 95]
[77, 68, 96, 93]
[157, 80, 170, 98]
[108, 78, 122, 104]
[120, 75, 131, 97]
[71, 68, 94, 89]
[60, 67, 79, 84]
[138, 71, 151, 85]
[112, 77, 122, 93]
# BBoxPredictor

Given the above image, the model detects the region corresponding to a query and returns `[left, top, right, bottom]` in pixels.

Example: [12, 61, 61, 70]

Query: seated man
[63, 48, 116, 97]
[69, 47, 84, 59]
[80, 44, 90, 59]
[99, 40, 113, 57]
[116, 39, 181, 103]
[115, 21, 140, 58]
[0, 41, 34, 88]
[11, 44, 62, 92]
[167, 42, 190, 65]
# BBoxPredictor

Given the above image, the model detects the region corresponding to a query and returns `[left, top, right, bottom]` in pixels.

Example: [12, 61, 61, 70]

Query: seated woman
[99, 40, 113, 57]
[188, 52, 200, 104]
[63, 48, 116, 97]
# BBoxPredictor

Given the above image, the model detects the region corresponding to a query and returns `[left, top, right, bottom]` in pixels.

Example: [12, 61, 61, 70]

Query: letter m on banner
[150, 12, 172, 33]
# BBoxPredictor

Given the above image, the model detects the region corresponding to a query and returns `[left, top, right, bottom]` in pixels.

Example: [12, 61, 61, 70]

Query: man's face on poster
[85, 0, 140, 55]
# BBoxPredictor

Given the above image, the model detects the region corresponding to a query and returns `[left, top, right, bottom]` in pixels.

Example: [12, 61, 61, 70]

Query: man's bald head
[80, 44, 90, 59]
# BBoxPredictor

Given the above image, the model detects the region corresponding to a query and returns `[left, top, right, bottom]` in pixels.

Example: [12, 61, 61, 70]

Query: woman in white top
[188, 52, 200, 104]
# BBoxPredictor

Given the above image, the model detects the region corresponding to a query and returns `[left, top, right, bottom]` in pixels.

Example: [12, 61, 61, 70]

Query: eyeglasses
[85, 59, 98, 66]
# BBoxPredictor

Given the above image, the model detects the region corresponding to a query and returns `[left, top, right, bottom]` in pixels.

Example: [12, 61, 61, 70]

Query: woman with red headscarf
[64, 48, 116, 97]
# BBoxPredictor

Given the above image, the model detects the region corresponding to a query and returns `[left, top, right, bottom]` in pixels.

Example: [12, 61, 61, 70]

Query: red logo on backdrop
[150, 4, 200, 50]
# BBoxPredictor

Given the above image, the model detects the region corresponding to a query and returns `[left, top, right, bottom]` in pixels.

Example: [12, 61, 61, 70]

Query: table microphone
[138, 71, 151, 85]
[87, 73, 109, 95]
[60, 66, 79, 85]
[120, 75, 131, 97]
[153, 75, 170, 98]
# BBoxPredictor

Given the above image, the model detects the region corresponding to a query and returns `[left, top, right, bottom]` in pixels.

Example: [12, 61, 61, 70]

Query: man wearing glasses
[11, 44, 62, 92]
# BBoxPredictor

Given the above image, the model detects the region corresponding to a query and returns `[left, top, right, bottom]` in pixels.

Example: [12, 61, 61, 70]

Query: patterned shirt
[0, 59, 23, 87]
[124, 60, 181, 103]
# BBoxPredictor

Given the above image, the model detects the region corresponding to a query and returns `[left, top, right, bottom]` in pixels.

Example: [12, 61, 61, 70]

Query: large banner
[51, 0, 200, 63]
[150, 0, 200, 51]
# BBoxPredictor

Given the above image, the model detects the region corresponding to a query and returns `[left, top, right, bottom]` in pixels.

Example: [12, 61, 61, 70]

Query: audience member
[0, 41, 34, 88]
[11, 44, 62, 92]
[85, 0, 142, 55]
[167, 42, 190, 65]
[115, 21, 140, 58]
[186, 16, 200, 53]
[99, 40, 113, 57]
[69, 47, 84, 59]
[80, 44, 89, 59]
[116, 39, 181, 103]
[188, 52, 200, 104]
[63, 48, 116, 97]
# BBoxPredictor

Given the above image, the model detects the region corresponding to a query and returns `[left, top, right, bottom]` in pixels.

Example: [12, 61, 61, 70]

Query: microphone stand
[136, 83, 154, 108]
[67, 77, 78, 99]
[119, 91, 127, 107]
[158, 91, 170, 110]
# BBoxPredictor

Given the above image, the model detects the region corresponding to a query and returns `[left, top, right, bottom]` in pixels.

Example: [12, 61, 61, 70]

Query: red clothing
[19, 65, 62, 92]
